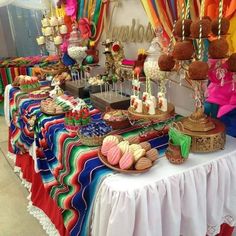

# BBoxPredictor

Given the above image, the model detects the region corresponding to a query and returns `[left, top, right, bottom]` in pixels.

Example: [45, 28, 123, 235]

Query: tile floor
[0, 116, 46, 236]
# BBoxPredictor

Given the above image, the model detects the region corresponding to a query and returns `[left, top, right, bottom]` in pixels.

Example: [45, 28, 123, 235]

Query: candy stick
[185, 0, 190, 20]
[109, 84, 112, 100]
[100, 84, 103, 94]
[115, 83, 118, 96]
[167, 20, 176, 54]
[218, 0, 223, 39]
[198, 0, 205, 60]
[181, 2, 185, 41]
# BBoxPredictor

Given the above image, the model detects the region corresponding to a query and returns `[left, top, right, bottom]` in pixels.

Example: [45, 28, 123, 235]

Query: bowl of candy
[78, 120, 112, 146]
[103, 109, 130, 130]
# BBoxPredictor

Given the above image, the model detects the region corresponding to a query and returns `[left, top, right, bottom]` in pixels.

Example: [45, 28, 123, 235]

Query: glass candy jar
[144, 38, 162, 80]
[67, 24, 87, 65]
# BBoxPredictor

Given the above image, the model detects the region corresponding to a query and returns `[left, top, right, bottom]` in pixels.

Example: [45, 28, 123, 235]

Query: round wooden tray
[98, 149, 152, 174]
[128, 103, 175, 121]
[40, 106, 66, 116]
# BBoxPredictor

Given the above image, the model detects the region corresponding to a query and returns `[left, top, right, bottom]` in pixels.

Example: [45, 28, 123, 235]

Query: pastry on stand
[128, 37, 175, 125]
[173, 0, 226, 153]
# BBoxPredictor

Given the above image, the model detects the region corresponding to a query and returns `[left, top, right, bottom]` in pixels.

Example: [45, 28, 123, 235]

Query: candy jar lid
[68, 24, 88, 65]
[144, 37, 162, 79]
[68, 24, 83, 47]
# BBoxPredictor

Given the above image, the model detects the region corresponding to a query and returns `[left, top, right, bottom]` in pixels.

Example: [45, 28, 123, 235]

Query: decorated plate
[98, 149, 152, 174]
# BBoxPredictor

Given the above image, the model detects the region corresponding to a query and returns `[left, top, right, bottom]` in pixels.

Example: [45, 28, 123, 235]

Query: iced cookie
[129, 144, 142, 154]
[107, 145, 122, 165]
[119, 152, 134, 170]
[133, 148, 146, 162]
[146, 148, 159, 162]
[125, 136, 140, 144]
[101, 140, 117, 156]
[103, 135, 120, 145]
[135, 157, 152, 170]
[139, 142, 151, 151]
[118, 141, 130, 155]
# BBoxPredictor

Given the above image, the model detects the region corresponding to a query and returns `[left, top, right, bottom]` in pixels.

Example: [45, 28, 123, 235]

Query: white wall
[0, 6, 16, 57]
[97, 0, 194, 115]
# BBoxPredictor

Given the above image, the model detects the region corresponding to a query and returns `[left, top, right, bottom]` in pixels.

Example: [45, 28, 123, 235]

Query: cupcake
[188, 61, 209, 80]
[211, 17, 230, 36]
[209, 38, 229, 59]
[158, 54, 176, 71]
[173, 41, 194, 60]
[190, 19, 211, 38]
[174, 19, 192, 37]
[227, 53, 236, 72]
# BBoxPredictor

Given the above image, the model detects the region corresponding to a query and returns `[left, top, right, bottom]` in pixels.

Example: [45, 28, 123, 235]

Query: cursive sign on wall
[107, 19, 155, 43]
[101, 0, 155, 43]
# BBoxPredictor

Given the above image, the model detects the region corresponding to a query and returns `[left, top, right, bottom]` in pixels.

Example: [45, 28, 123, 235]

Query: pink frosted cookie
[119, 152, 134, 170]
[101, 140, 117, 156]
[107, 145, 122, 165]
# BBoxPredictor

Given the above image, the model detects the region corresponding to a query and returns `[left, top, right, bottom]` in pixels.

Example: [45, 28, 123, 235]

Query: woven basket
[102, 108, 130, 130]
[103, 116, 130, 130]
[78, 133, 108, 147]
[165, 140, 188, 164]
[65, 124, 79, 133]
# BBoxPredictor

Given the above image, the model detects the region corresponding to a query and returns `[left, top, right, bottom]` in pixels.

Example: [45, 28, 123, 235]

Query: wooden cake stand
[128, 103, 175, 122]
[176, 117, 226, 153]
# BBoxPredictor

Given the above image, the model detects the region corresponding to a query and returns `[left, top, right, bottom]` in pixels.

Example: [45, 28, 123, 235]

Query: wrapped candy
[134, 99, 143, 113]
[130, 95, 137, 107]
[146, 99, 156, 115]
[158, 92, 167, 112]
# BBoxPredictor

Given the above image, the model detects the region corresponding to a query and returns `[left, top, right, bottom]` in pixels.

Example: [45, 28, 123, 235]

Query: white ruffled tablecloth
[91, 136, 236, 236]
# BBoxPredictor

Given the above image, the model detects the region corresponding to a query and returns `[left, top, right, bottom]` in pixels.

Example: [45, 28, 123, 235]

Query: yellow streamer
[141, 1, 156, 30]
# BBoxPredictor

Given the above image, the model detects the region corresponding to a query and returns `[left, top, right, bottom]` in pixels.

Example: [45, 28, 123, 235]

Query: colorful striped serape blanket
[8, 86, 178, 236]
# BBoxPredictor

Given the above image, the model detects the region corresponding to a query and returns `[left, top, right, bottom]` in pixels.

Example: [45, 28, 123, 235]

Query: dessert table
[4, 84, 236, 236]
[91, 135, 236, 236]
[0, 56, 58, 101]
